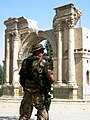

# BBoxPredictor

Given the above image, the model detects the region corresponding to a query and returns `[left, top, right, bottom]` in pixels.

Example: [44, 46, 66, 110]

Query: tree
[45, 40, 53, 56]
[45, 40, 53, 70]
[0, 64, 4, 85]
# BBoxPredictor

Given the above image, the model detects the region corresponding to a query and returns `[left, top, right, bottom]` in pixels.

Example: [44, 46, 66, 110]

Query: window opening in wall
[86, 71, 89, 85]
[86, 36, 88, 39]
[87, 60, 89, 63]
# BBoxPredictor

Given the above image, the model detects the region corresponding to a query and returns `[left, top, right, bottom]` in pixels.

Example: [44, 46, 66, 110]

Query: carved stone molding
[66, 17, 74, 29]
[5, 33, 10, 39]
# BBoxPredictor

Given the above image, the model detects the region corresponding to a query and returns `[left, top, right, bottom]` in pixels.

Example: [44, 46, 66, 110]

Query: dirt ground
[0, 98, 90, 120]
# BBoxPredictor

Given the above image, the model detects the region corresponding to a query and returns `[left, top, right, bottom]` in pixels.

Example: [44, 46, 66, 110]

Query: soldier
[19, 43, 55, 120]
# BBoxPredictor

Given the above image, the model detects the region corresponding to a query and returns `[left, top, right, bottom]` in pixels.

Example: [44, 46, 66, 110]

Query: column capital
[11, 30, 19, 41]
[58, 22, 64, 31]
[53, 19, 65, 32]
[14, 30, 18, 36]
[66, 17, 74, 29]
[6, 30, 18, 37]
[5, 33, 11, 38]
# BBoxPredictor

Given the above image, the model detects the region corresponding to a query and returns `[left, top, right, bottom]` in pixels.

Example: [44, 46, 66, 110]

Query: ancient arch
[4, 3, 89, 100]
[3, 15, 58, 97]
[18, 30, 57, 60]
[18, 30, 58, 86]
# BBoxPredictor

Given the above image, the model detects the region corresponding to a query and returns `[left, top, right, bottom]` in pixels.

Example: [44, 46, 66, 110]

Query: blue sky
[0, 0, 90, 65]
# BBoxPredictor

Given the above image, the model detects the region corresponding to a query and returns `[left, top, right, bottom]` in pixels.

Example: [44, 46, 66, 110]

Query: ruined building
[3, 3, 90, 99]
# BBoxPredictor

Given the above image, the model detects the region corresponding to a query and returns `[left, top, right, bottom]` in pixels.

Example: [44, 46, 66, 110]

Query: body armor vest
[19, 55, 51, 92]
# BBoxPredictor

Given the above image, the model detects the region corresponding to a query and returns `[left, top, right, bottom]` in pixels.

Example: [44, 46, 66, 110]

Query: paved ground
[0, 97, 90, 120]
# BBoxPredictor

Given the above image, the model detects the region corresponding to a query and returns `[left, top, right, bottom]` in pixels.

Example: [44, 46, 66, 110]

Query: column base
[14, 83, 23, 97]
[2, 83, 23, 97]
[53, 82, 78, 99]
[3, 84, 14, 96]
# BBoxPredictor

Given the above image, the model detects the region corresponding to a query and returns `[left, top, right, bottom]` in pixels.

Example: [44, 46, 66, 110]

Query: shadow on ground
[0, 116, 18, 120]
[0, 116, 36, 120]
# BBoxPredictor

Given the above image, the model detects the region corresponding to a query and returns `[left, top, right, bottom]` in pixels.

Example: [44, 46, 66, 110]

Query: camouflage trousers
[19, 90, 48, 120]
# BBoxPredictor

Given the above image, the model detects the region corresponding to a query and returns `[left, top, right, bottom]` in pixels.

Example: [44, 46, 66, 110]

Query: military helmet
[32, 44, 45, 52]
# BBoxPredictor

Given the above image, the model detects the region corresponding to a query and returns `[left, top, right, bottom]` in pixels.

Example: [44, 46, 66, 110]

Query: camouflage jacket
[19, 55, 54, 92]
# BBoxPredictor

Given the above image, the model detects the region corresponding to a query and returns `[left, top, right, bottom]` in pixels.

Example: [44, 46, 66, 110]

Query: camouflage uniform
[19, 44, 55, 120]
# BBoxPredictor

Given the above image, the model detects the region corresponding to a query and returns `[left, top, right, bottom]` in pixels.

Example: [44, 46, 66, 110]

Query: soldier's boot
[37, 108, 48, 120]
[19, 116, 29, 120]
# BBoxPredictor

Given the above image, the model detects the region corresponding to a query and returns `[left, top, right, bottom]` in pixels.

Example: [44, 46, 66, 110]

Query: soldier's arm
[46, 70, 55, 84]
[43, 60, 55, 84]
[19, 59, 26, 88]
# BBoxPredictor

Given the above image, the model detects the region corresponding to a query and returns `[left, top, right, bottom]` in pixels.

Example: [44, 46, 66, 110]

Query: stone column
[12, 30, 20, 97]
[3, 33, 13, 96]
[4, 33, 10, 85]
[57, 28, 62, 83]
[67, 8, 77, 86]
[12, 30, 19, 86]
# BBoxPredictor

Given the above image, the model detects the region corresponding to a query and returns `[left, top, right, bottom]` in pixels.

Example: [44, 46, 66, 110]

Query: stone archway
[18, 30, 57, 84]
[3, 15, 58, 96]
[18, 30, 57, 60]
[3, 3, 84, 99]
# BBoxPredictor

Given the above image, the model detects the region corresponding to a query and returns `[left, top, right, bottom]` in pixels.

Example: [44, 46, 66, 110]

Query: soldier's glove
[47, 70, 55, 84]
